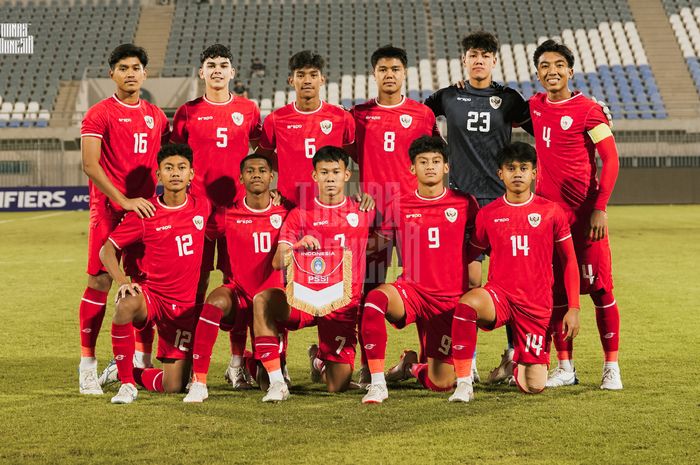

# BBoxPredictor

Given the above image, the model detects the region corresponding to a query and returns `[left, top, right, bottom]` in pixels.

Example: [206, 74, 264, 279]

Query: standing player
[183, 154, 290, 402]
[449, 142, 580, 402]
[99, 144, 210, 404]
[529, 40, 622, 390]
[361, 136, 479, 404]
[78, 44, 170, 394]
[351, 45, 441, 385]
[256, 51, 355, 207]
[424, 31, 532, 382]
[172, 44, 262, 302]
[252, 146, 376, 402]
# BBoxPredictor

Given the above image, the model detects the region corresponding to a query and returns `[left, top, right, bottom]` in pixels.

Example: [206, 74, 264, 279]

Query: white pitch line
[0, 211, 69, 224]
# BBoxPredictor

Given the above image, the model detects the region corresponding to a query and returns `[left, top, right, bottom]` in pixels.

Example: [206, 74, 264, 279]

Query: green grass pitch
[0, 206, 698, 465]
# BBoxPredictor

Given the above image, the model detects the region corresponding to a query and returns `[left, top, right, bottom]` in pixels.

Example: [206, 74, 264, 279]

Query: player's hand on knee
[121, 197, 155, 218]
[116, 282, 142, 303]
[355, 192, 375, 211]
[562, 308, 580, 341]
[295, 235, 321, 250]
[589, 209, 608, 242]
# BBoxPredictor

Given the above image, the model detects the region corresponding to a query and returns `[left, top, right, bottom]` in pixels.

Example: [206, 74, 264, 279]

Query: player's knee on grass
[324, 361, 353, 393]
[162, 360, 189, 393]
[87, 272, 112, 293]
[428, 359, 456, 389]
[516, 363, 547, 394]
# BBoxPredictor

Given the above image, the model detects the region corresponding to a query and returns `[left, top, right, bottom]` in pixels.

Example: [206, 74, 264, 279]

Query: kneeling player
[449, 142, 580, 402]
[361, 136, 479, 404]
[253, 146, 376, 402]
[183, 154, 290, 402]
[99, 144, 210, 404]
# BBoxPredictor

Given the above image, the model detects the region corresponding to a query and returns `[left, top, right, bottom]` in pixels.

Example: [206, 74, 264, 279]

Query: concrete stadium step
[134, 3, 175, 76]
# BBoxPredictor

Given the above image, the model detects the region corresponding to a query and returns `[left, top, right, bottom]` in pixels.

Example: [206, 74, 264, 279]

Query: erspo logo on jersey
[0, 187, 90, 211]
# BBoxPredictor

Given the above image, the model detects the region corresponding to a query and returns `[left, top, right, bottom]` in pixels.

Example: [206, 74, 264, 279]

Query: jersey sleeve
[171, 104, 188, 144]
[584, 104, 612, 138]
[159, 108, 171, 144]
[424, 89, 444, 117]
[108, 212, 144, 250]
[342, 109, 356, 145]
[258, 112, 276, 150]
[81, 104, 108, 139]
[506, 89, 531, 127]
[552, 204, 572, 243]
[470, 209, 489, 250]
[278, 208, 301, 246]
[249, 102, 263, 141]
[205, 207, 225, 241]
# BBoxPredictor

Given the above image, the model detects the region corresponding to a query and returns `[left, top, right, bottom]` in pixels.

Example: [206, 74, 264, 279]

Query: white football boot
[449, 380, 475, 403]
[486, 348, 515, 384]
[183, 381, 209, 403]
[224, 365, 254, 390]
[600, 365, 623, 390]
[111, 383, 138, 404]
[262, 381, 290, 402]
[362, 383, 389, 404]
[545, 367, 579, 388]
[97, 359, 119, 387]
[79, 366, 103, 395]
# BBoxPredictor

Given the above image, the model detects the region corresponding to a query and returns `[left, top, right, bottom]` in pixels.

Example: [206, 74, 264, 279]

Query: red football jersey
[172, 94, 262, 208]
[384, 188, 479, 298]
[351, 97, 440, 210]
[259, 101, 355, 205]
[81, 95, 170, 210]
[529, 91, 610, 212]
[108, 195, 211, 305]
[472, 194, 571, 313]
[208, 198, 290, 297]
[279, 197, 375, 303]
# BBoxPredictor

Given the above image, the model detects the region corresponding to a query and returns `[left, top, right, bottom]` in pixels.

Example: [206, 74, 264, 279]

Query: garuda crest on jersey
[489, 96, 502, 109]
[231, 112, 244, 126]
[528, 213, 541, 228]
[320, 120, 333, 135]
[285, 246, 353, 317]
[560, 115, 573, 130]
[270, 213, 283, 229]
[400, 114, 413, 128]
[193, 215, 204, 230]
[444, 207, 458, 223]
[346, 212, 359, 228]
[144, 115, 154, 129]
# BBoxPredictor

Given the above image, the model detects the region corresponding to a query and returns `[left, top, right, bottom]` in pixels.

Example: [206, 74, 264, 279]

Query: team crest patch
[560, 115, 573, 130]
[320, 120, 333, 135]
[400, 114, 413, 128]
[346, 212, 359, 228]
[489, 96, 502, 109]
[193, 215, 204, 230]
[444, 207, 458, 223]
[528, 213, 541, 228]
[270, 213, 282, 229]
[144, 115, 154, 129]
[231, 112, 244, 126]
[311, 257, 326, 274]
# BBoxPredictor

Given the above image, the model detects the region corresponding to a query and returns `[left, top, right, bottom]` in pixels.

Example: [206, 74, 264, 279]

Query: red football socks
[133, 368, 164, 392]
[361, 290, 389, 373]
[550, 302, 573, 361]
[254, 335, 281, 374]
[191, 303, 224, 384]
[79, 288, 108, 357]
[592, 291, 620, 362]
[134, 323, 154, 355]
[452, 302, 478, 378]
[111, 322, 135, 385]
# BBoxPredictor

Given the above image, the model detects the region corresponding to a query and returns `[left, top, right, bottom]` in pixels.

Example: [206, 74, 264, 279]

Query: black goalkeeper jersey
[425, 82, 531, 201]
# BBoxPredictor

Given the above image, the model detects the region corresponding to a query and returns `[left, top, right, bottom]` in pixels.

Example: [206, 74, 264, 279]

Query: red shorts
[138, 288, 198, 361]
[283, 304, 358, 367]
[483, 283, 552, 366]
[218, 283, 253, 332]
[554, 212, 614, 295]
[201, 237, 230, 279]
[392, 280, 459, 363]
[86, 203, 123, 275]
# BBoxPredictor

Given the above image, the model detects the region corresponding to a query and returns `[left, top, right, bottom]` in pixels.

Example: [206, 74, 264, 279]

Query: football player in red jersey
[183, 154, 291, 402]
[256, 50, 356, 207]
[351, 46, 441, 386]
[252, 146, 376, 402]
[449, 142, 580, 402]
[98, 144, 211, 404]
[529, 40, 622, 390]
[78, 44, 170, 395]
[360, 136, 479, 404]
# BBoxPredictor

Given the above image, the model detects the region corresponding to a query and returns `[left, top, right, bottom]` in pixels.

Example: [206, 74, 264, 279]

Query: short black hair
[200, 44, 233, 65]
[239, 153, 272, 172]
[533, 39, 575, 68]
[312, 146, 350, 169]
[408, 136, 449, 163]
[158, 143, 193, 166]
[109, 44, 148, 70]
[461, 31, 499, 55]
[496, 142, 537, 168]
[289, 50, 325, 75]
[371, 45, 408, 69]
